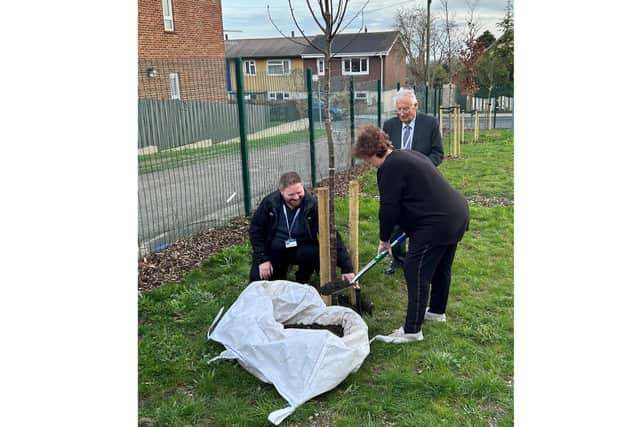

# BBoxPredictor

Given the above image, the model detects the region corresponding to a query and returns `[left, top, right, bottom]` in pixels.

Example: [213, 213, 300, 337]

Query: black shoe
[384, 260, 403, 275]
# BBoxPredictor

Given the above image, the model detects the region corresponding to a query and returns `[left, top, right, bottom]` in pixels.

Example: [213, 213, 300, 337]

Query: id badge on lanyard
[283, 205, 300, 248]
[285, 238, 297, 248]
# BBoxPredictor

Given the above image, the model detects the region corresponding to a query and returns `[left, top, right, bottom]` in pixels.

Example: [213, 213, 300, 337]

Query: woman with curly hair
[353, 124, 469, 343]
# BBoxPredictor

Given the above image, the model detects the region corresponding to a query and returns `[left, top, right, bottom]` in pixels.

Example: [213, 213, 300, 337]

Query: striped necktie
[402, 125, 412, 150]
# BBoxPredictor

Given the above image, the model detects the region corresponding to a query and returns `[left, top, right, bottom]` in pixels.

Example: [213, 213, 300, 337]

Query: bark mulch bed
[138, 164, 371, 293]
[284, 323, 344, 337]
[138, 216, 251, 292]
[315, 163, 371, 197]
[467, 195, 513, 206]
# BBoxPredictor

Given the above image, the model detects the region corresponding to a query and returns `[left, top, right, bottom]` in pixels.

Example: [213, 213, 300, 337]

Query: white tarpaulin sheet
[207, 280, 370, 425]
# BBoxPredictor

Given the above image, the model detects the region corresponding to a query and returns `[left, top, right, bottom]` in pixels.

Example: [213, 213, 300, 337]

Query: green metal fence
[138, 58, 513, 256]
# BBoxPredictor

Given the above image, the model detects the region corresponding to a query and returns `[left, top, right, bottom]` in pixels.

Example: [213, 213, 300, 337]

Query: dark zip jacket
[249, 189, 354, 273]
[377, 150, 469, 245]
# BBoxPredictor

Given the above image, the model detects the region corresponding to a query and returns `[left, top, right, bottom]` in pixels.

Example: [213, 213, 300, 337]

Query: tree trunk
[323, 46, 337, 282]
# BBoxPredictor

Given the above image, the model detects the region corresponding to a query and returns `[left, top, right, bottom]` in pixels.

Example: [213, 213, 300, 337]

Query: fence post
[377, 79, 382, 128]
[305, 68, 317, 186]
[234, 57, 251, 216]
[349, 77, 355, 167]
[425, 85, 429, 115]
[493, 95, 498, 129]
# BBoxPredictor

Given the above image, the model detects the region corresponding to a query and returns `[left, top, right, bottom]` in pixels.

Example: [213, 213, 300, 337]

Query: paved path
[138, 127, 352, 256]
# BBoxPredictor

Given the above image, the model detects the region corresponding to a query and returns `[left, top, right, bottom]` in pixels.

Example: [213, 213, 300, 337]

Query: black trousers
[249, 241, 320, 283]
[389, 224, 407, 264]
[402, 236, 458, 334]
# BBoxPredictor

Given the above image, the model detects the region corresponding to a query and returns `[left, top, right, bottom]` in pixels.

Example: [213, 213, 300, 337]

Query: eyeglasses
[396, 105, 416, 113]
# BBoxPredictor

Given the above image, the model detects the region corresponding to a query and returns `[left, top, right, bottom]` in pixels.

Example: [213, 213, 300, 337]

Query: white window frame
[342, 57, 369, 75]
[243, 60, 256, 76]
[266, 59, 291, 76]
[169, 73, 181, 99]
[355, 91, 368, 103]
[317, 59, 325, 76]
[267, 91, 291, 101]
[162, 0, 174, 31]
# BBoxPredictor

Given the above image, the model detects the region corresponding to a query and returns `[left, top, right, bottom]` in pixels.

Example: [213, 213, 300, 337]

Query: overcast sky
[221, 0, 509, 39]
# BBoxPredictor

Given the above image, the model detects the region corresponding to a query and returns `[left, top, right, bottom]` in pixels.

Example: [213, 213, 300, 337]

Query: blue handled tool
[319, 233, 406, 295]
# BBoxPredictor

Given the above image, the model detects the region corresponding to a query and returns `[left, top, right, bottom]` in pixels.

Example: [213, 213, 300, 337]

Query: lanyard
[282, 205, 301, 238]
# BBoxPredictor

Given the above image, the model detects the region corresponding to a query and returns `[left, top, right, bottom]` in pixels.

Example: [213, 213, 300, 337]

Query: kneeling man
[249, 171, 355, 284]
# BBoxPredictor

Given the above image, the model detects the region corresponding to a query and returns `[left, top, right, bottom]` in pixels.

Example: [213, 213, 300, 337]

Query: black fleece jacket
[249, 189, 354, 273]
[377, 150, 469, 245]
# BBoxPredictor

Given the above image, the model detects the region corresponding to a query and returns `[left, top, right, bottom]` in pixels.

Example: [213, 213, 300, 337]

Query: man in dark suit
[382, 88, 444, 275]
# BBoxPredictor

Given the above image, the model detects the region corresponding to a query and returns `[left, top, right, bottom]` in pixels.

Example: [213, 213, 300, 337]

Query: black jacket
[377, 150, 469, 245]
[249, 189, 354, 273]
[383, 112, 444, 167]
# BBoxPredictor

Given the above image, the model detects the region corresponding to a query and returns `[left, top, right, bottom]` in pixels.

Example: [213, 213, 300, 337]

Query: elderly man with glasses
[381, 87, 444, 275]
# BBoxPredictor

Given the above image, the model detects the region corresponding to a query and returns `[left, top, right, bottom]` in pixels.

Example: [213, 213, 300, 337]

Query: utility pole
[425, 0, 432, 89]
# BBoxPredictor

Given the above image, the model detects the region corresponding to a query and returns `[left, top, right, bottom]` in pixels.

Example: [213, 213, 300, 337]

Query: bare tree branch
[333, 0, 368, 37]
[306, 0, 327, 33]
[267, 3, 325, 53]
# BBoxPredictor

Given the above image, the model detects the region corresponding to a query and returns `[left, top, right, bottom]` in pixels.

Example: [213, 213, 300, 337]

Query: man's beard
[286, 197, 302, 208]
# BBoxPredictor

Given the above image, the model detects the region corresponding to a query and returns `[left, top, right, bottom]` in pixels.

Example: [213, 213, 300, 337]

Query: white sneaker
[387, 327, 424, 343]
[424, 310, 446, 322]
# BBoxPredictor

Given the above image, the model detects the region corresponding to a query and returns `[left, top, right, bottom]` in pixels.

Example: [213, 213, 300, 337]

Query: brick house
[138, 0, 227, 101]
[225, 31, 407, 104]
[301, 31, 408, 104]
[224, 36, 309, 102]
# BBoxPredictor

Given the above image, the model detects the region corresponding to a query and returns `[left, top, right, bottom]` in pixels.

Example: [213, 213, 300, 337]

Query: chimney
[225, 33, 228, 40]
[291, 31, 295, 37]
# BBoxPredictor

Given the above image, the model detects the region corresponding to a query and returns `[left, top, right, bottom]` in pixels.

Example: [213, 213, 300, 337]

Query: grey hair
[278, 171, 303, 190]
[393, 87, 418, 106]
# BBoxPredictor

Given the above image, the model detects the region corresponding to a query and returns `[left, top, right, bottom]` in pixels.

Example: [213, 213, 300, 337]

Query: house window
[268, 91, 291, 101]
[169, 73, 181, 99]
[267, 60, 291, 76]
[355, 92, 368, 103]
[243, 60, 256, 76]
[162, 0, 174, 31]
[317, 59, 325, 76]
[342, 57, 369, 75]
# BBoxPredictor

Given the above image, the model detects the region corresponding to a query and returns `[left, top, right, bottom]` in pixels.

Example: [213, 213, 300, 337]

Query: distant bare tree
[455, 0, 484, 109]
[395, 3, 453, 86]
[395, 6, 430, 85]
[441, 0, 453, 83]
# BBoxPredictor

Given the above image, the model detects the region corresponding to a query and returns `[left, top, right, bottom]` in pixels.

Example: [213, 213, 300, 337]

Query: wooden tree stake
[453, 105, 459, 157]
[317, 187, 332, 305]
[460, 107, 464, 145]
[474, 110, 479, 143]
[348, 180, 359, 305]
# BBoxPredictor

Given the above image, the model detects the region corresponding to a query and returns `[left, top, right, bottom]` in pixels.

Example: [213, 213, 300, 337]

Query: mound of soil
[284, 323, 344, 337]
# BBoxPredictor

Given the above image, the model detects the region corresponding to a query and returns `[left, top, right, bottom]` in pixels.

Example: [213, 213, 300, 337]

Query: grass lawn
[139, 129, 514, 426]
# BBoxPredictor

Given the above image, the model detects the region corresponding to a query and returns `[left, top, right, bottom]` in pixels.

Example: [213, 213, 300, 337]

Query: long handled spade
[320, 233, 407, 296]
